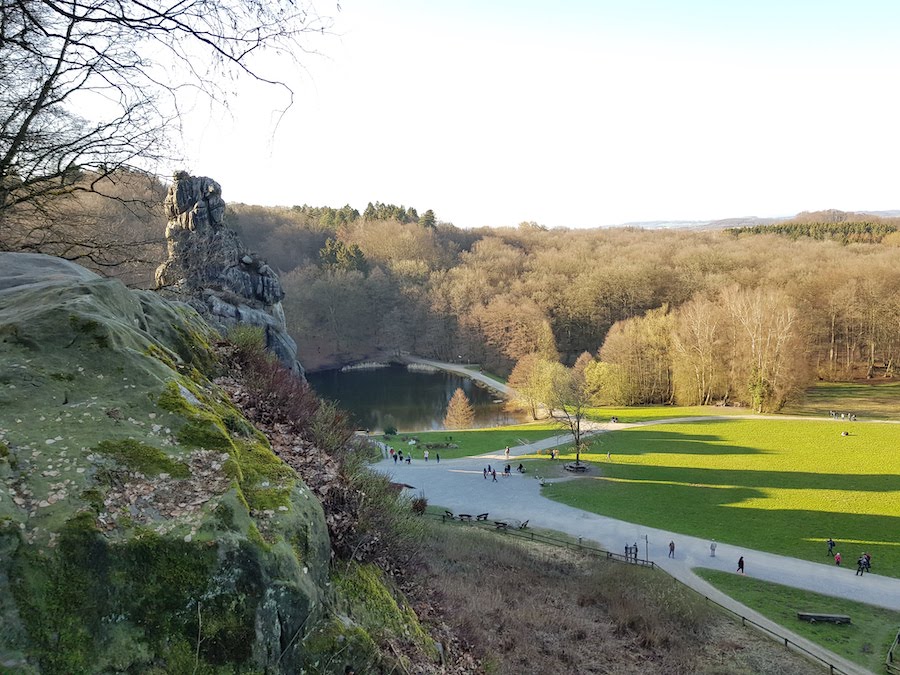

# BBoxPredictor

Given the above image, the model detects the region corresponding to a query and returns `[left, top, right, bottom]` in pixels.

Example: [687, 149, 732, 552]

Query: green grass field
[583, 404, 748, 423]
[695, 568, 900, 672]
[379, 422, 563, 460]
[783, 380, 900, 421]
[537, 418, 900, 577]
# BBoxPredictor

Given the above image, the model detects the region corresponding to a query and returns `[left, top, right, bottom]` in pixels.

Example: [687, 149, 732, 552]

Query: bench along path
[376, 427, 900, 675]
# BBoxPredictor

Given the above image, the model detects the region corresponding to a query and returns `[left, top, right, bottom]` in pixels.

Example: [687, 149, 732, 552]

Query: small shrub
[411, 493, 427, 515]
[227, 325, 267, 355]
[383, 424, 397, 437]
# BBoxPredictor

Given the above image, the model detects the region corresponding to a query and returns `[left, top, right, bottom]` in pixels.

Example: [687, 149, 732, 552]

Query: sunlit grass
[378, 422, 563, 459]
[583, 404, 748, 423]
[539, 418, 900, 577]
[695, 568, 900, 673]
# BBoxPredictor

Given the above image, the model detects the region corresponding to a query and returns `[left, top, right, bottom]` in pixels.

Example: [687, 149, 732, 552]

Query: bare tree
[1, 0, 333, 245]
[541, 352, 594, 466]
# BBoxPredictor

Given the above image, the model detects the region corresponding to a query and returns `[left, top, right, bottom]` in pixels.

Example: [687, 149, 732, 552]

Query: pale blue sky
[184, 1, 900, 227]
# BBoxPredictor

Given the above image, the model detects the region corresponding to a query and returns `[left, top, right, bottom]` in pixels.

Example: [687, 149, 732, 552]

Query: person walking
[737, 556, 744, 574]
[504, 446, 510, 460]
[436, 452, 440, 463]
[710, 540, 717, 557]
[827, 538, 835, 557]
[424, 449, 429, 462]
[856, 556, 866, 576]
[668, 541, 675, 558]
[491, 469, 498, 482]
[483, 468, 487, 480]
[834, 552, 841, 566]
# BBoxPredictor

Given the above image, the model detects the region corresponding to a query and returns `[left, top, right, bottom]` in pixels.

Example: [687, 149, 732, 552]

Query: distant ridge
[613, 209, 900, 231]
[614, 216, 786, 231]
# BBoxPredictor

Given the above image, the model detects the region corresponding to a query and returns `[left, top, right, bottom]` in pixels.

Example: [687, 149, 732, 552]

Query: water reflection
[307, 364, 527, 432]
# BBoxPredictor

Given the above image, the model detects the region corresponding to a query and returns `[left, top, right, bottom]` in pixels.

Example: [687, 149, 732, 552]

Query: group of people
[482, 463, 524, 480]
[624, 542, 640, 562]
[829, 410, 857, 421]
[827, 538, 873, 575]
[856, 552, 873, 575]
[389, 447, 440, 464]
[388, 447, 411, 464]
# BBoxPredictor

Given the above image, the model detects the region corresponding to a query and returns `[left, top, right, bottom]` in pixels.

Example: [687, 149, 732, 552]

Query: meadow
[535, 418, 900, 577]
[695, 568, 900, 672]
[782, 380, 900, 421]
[379, 422, 562, 460]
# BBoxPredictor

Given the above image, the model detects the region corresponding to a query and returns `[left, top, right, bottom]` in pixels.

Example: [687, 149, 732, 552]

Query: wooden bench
[476, 513, 489, 521]
[797, 612, 851, 624]
[458, 514, 473, 522]
[494, 521, 509, 530]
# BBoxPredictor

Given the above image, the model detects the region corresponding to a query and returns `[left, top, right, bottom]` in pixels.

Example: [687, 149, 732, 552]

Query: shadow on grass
[544, 467, 900, 576]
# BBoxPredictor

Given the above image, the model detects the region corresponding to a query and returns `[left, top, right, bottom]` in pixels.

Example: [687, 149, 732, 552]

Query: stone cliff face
[0, 253, 408, 673]
[155, 171, 301, 374]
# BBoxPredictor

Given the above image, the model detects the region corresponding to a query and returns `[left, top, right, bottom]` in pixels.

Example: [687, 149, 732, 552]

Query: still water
[307, 364, 528, 432]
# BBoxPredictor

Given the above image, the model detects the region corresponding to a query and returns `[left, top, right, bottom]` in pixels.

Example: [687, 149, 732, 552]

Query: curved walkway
[397, 354, 513, 396]
[375, 429, 900, 675]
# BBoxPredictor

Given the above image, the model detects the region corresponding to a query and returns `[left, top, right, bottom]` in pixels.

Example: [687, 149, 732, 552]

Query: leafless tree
[1, 0, 334, 250]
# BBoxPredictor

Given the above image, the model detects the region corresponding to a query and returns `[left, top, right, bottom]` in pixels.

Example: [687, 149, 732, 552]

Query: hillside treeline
[726, 209, 900, 244]
[224, 205, 900, 411]
[10, 182, 900, 411]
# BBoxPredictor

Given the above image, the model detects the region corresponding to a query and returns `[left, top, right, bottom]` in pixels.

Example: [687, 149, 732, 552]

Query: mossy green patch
[334, 563, 437, 661]
[176, 418, 232, 450]
[94, 438, 189, 478]
[299, 618, 380, 674]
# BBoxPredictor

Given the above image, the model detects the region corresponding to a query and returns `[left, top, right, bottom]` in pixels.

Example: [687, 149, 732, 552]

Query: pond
[306, 364, 528, 432]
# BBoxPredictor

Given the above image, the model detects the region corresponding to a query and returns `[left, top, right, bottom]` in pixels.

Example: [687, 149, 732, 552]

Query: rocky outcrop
[0, 253, 406, 673]
[155, 171, 302, 374]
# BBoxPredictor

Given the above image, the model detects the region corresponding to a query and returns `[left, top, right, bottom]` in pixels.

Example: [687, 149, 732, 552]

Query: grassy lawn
[695, 568, 900, 673]
[584, 404, 750, 423]
[538, 418, 900, 577]
[379, 422, 563, 459]
[783, 380, 900, 421]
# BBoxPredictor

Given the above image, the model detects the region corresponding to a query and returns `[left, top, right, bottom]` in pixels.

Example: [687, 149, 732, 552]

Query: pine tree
[443, 388, 474, 429]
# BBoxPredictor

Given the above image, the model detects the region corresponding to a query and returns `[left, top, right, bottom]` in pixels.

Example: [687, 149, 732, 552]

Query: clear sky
[183, 1, 900, 228]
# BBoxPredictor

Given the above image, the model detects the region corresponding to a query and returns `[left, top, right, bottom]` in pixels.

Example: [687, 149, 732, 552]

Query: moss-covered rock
[0, 253, 406, 673]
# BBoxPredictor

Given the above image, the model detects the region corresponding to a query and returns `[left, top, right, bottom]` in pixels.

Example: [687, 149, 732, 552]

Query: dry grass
[407, 522, 825, 674]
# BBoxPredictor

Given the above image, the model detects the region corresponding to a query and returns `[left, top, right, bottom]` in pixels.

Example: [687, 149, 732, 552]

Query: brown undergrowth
[403, 522, 826, 674]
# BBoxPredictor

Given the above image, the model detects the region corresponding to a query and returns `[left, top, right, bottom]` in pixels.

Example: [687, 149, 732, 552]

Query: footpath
[374, 430, 900, 675]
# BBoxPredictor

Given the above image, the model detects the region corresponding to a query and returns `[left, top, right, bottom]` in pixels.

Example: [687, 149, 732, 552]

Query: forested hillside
[15, 186, 899, 412]
[223, 204, 900, 404]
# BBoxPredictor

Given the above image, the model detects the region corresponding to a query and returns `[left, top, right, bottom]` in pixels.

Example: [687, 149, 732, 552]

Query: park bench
[519, 520, 529, 529]
[494, 521, 509, 530]
[476, 513, 489, 521]
[797, 612, 851, 624]
[458, 514, 473, 522]
[443, 510, 455, 521]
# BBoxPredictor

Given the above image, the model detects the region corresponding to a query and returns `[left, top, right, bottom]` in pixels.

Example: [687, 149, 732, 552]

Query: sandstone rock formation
[0, 253, 387, 672]
[155, 171, 301, 373]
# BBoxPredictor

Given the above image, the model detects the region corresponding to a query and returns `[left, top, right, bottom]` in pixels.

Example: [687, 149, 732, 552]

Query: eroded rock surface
[0, 253, 370, 673]
[155, 171, 301, 374]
